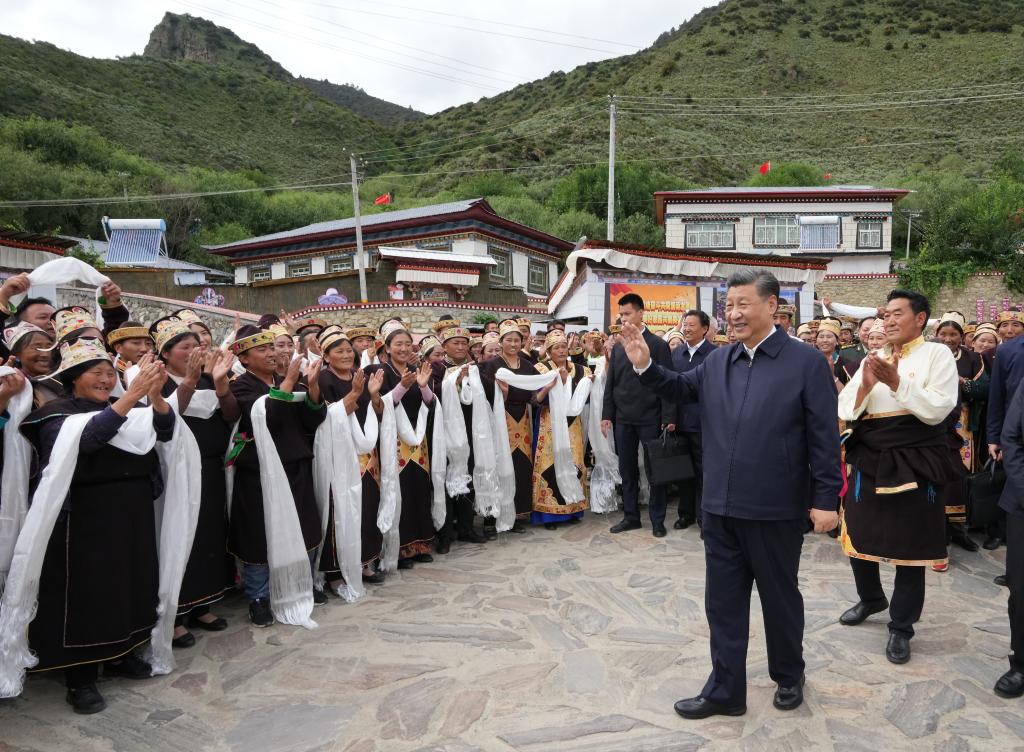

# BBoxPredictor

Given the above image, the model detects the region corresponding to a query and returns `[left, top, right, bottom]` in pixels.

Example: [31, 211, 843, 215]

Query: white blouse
[837, 336, 958, 426]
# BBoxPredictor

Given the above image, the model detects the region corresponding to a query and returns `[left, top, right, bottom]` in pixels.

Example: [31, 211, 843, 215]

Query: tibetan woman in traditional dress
[478, 320, 539, 533]
[11, 342, 179, 714]
[316, 325, 386, 588]
[531, 330, 593, 529]
[227, 326, 326, 628]
[150, 316, 240, 646]
[363, 321, 439, 570]
[4, 322, 60, 407]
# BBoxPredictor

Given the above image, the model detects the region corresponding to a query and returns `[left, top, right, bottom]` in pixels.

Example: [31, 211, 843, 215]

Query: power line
[614, 80, 1024, 102]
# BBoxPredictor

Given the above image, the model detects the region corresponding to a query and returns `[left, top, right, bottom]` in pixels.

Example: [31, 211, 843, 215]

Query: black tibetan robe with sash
[20, 397, 174, 671]
[318, 369, 383, 574]
[227, 372, 326, 564]
[478, 355, 538, 517]
[362, 363, 435, 558]
[161, 375, 233, 613]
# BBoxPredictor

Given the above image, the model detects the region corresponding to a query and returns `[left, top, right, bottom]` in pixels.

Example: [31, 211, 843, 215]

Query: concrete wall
[291, 303, 550, 333]
[819, 273, 1019, 320]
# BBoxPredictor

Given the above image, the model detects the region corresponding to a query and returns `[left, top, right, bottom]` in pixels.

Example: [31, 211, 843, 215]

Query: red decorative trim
[0, 239, 66, 255]
[654, 188, 910, 224]
[292, 300, 539, 317]
[823, 273, 898, 280]
[394, 263, 480, 274]
[580, 239, 829, 271]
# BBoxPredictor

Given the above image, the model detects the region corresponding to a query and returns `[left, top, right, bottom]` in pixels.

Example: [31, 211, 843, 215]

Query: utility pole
[350, 152, 368, 303]
[606, 94, 616, 242]
[904, 210, 921, 259]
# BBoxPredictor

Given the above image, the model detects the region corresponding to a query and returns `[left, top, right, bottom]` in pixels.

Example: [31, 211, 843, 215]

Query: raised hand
[350, 368, 366, 399]
[0, 360, 26, 412]
[0, 273, 31, 307]
[183, 347, 205, 388]
[367, 369, 384, 397]
[99, 281, 122, 305]
[304, 357, 321, 388]
[619, 322, 651, 370]
[211, 349, 236, 388]
[416, 360, 432, 388]
[399, 368, 417, 389]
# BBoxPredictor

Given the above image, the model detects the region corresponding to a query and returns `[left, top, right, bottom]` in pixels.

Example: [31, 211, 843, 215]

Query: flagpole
[350, 152, 368, 304]
[606, 94, 616, 242]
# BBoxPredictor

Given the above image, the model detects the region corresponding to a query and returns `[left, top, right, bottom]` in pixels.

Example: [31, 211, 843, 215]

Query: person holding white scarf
[16, 341, 176, 714]
[365, 320, 439, 569]
[151, 317, 240, 648]
[227, 326, 327, 627]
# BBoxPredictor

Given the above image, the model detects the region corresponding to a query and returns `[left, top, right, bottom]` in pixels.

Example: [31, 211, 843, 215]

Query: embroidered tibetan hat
[343, 324, 375, 341]
[975, 322, 999, 339]
[712, 334, 728, 345]
[937, 311, 966, 334]
[515, 318, 532, 331]
[498, 320, 522, 340]
[380, 318, 410, 344]
[997, 310, 1024, 327]
[173, 308, 212, 334]
[151, 317, 194, 354]
[418, 334, 440, 359]
[317, 325, 349, 354]
[817, 319, 842, 338]
[107, 324, 152, 348]
[432, 315, 459, 334]
[481, 331, 499, 348]
[776, 304, 797, 318]
[544, 330, 567, 349]
[796, 323, 813, 337]
[666, 329, 686, 344]
[49, 338, 112, 385]
[439, 323, 471, 343]
[4, 321, 47, 353]
[49, 306, 99, 347]
[295, 318, 327, 337]
[267, 323, 291, 341]
[231, 325, 275, 355]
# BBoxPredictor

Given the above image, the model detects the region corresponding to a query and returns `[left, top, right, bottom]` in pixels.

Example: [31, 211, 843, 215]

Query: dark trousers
[849, 557, 926, 637]
[1008, 511, 1024, 665]
[614, 422, 666, 527]
[65, 662, 99, 689]
[700, 512, 805, 707]
[439, 493, 475, 542]
[675, 430, 704, 523]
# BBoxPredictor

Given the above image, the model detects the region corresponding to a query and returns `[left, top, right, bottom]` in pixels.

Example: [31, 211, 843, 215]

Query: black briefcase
[643, 430, 695, 486]
[967, 459, 1005, 529]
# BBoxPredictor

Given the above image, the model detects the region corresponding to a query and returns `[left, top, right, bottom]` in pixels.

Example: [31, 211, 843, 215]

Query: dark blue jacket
[670, 339, 715, 432]
[987, 336, 1024, 445]
[999, 375, 1024, 516]
[638, 326, 843, 520]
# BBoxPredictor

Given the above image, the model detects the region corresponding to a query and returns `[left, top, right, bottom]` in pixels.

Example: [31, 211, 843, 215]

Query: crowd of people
[0, 260, 1019, 720]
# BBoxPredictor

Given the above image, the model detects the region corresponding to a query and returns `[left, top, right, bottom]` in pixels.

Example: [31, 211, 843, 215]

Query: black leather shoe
[413, 553, 434, 563]
[508, 521, 527, 534]
[435, 540, 451, 555]
[839, 599, 889, 626]
[66, 684, 106, 715]
[983, 536, 1004, 550]
[886, 632, 911, 664]
[995, 574, 1009, 587]
[312, 588, 328, 606]
[610, 520, 642, 534]
[653, 525, 667, 538]
[773, 675, 805, 711]
[104, 654, 152, 680]
[172, 631, 196, 649]
[188, 615, 228, 632]
[397, 558, 415, 569]
[674, 517, 694, 530]
[482, 526, 497, 540]
[673, 696, 746, 719]
[458, 531, 488, 543]
[249, 598, 274, 628]
[950, 525, 980, 552]
[995, 657, 1024, 698]
[544, 523, 557, 530]
[362, 570, 386, 585]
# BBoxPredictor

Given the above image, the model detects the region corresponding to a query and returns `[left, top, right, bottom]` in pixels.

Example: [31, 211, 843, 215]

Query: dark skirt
[228, 458, 322, 565]
[30, 477, 159, 671]
[177, 454, 231, 614]
[320, 453, 383, 576]
[840, 469, 948, 566]
[506, 403, 533, 517]
[397, 446, 435, 559]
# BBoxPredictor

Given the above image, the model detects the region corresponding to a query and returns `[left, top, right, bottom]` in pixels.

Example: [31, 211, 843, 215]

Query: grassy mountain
[297, 79, 424, 125]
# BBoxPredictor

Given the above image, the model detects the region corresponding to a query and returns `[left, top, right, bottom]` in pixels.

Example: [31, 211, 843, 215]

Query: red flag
[759, 161, 771, 175]
[823, 172, 832, 181]
[374, 191, 393, 206]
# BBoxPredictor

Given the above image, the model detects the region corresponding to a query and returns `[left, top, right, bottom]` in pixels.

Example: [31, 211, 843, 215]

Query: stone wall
[819, 272, 1020, 320]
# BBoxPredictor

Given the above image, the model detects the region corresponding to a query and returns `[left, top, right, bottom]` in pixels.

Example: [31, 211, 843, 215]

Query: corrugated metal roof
[206, 198, 487, 251]
[61, 236, 231, 276]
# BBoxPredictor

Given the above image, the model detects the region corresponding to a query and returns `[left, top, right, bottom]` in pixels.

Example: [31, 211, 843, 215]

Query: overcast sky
[1, 0, 717, 113]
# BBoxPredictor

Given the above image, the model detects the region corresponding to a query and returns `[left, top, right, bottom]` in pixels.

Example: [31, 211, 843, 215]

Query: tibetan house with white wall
[654, 186, 910, 276]
[206, 198, 571, 306]
[547, 239, 829, 331]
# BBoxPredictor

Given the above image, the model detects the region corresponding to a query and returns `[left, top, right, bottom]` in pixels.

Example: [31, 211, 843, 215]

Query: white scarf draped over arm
[586, 365, 621, 513]
[0, 375, 35, 596]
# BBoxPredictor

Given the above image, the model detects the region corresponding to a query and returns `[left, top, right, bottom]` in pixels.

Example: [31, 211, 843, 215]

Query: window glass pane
[288, 263, 311, 278]
[527, 259, 548, 293]
[251, 267, 270, 281]
[488, 246, 511, 282]
[799, 222, 840, 250]
[754, 217, 799, 245]
[685, 222, 734, 249]
[857, 221, 882, 249]
[328, 256, 353, 272]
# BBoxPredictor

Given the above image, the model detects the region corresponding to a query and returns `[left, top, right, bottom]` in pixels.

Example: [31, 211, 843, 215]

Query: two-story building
[654, 186, 911, 275]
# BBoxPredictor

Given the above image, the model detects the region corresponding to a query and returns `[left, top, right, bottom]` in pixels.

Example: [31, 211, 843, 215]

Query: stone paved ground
[1, 514, 1022, 752]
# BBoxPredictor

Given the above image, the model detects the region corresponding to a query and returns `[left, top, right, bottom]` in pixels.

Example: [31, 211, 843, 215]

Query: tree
[745, 162, 826, 188]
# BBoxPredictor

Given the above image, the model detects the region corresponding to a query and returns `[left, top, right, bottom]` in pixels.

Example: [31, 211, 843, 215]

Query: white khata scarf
[0, 407, 200, 697]
[313, 401, 378, 602]
[491, 367, 587, 529]
[0, 373, 34, 596]
[441, 365, 502, 518]
[248, 394, 317, 629]
[376, 389, 446, 573]
[16, 257, 112, 328]
[586, 360, 621, 513]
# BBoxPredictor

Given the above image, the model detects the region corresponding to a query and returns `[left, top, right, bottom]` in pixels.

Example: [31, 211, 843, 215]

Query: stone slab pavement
[1, 514, 1021, 751]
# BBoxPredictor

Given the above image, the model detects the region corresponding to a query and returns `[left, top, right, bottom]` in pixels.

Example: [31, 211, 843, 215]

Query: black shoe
[397, 558, 415, 569]
[436, 540, 451, 555]
[66, 684, 106, 715]
[610, 519, 642, 534]
[983, 536, 1004, 550]
[673, 517, 694, 530]
[839, 599, 889, 626]
[566, 517, 581, 524]
[508, 521, 527, 534]
[104, 654, 152, 680]
[249, 598, 274, 628]
[483, 527, 498, 540]
[188, 615, 228, 632]
[362, 570, 386, 585]
[995, 574, 1009, 587]
[995, 657, 1024, 698]
[653, 525, 667, 538]
[950, 526, 980, 552]
[886, 632, 911, 664]
[413, 553, 434, 563]
[172, 631, 196, 649]
[312, 588, 328, 606]
[773, 675, 805, 711]
[458, 531, 488, 544]
[544, 523, 557, 530]
[673, 696, 746, 719]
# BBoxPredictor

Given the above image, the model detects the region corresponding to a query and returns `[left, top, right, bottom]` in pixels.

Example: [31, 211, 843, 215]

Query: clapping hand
[281, 355, 303, 392]
[210, 349, 236, 390]
[183, 347, 205, 389]
[399, 368, 417, 389]
[415, 361, 432, 389]
[350, 369, 366, 400]
[367, 369, 384, 397]
[865, 350, 900, 391]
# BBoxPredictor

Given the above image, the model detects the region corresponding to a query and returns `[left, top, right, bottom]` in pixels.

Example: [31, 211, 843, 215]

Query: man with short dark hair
[837, 289, 961, 665]
[671, 309, 714, 530]
[601, 293, 674, 537]
[619, 269, 841, 717]
[483, 320, 499, 334]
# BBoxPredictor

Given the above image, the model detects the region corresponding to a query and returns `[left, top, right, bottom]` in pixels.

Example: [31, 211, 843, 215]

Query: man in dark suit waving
[619, 269, 842, 717]
[671, 309, 715, 529]
[601, 293, 675, 537]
